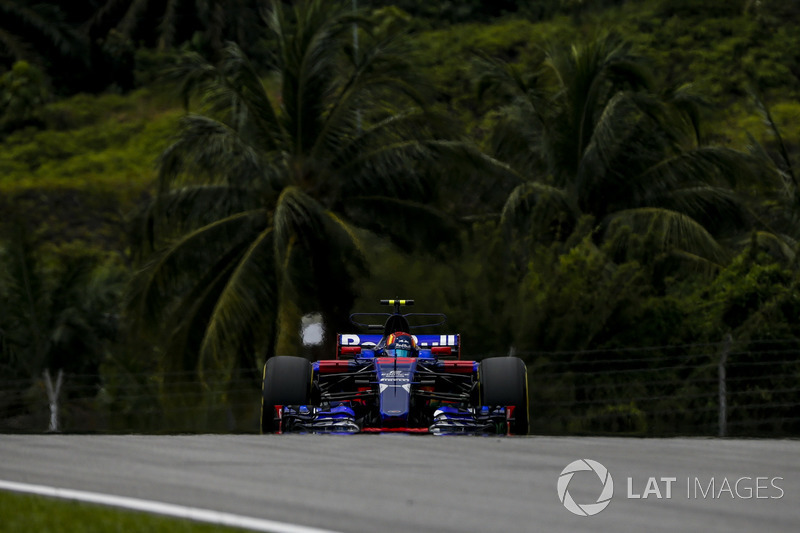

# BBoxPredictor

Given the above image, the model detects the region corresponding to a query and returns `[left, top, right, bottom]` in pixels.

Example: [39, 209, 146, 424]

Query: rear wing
[337, 333, 461, 359]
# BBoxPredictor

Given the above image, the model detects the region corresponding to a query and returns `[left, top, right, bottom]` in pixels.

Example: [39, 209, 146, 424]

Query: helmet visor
[387, 335, 415, 357]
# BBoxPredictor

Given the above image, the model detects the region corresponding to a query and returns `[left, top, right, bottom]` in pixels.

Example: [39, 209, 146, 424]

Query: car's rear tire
[480, 356, 530, 435]
[261, 356, 311, 434]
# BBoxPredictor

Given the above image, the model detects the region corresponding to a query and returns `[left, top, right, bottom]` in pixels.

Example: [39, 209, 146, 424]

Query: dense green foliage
[1, 0, 800, 435]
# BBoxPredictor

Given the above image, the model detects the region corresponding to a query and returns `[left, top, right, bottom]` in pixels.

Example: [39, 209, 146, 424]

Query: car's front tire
[479, 356, 530, 435]
[261, 356, 311, 434]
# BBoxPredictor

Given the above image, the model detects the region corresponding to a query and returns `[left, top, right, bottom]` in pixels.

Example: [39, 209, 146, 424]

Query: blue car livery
[260, 300, 529, 435]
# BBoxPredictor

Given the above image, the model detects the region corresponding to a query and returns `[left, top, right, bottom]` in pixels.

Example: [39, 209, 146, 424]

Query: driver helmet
[385, 332, 417, 358]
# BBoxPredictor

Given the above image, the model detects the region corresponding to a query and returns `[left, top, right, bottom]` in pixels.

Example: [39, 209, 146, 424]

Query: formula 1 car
[260, 299, 529, 435]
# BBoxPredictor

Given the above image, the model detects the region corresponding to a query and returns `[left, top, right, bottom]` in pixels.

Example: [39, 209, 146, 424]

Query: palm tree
[0, 0, 87, 93]
[0, 1, 84, 66]
[90, 0, 267, 55]
[480, 34, 759, 269]
[127, 0, 459, 385]
[0, 221, 124, 380]
[740, 87, 800, 263]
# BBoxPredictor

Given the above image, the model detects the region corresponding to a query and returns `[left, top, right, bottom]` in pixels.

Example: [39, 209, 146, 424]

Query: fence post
[718, 334, 732, 437]
[44, 369, 64, 433]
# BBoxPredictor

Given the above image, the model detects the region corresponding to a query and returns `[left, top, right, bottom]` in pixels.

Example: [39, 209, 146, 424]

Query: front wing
[279, 404, 510, 435]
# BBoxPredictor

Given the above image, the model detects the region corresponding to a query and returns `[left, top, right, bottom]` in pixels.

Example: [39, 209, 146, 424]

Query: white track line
[0, 479, 344, 533]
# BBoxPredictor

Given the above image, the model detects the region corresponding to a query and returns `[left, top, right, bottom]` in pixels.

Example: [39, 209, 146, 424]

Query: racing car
[260, 299, 529, 435]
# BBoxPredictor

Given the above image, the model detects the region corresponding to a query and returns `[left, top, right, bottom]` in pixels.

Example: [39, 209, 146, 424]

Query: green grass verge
[0, 490, 251, 533]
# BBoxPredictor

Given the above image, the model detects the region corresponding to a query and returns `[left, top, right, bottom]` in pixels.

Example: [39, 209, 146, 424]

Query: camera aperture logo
[557, 459, 614, 517]
[557, 459, 786, 517]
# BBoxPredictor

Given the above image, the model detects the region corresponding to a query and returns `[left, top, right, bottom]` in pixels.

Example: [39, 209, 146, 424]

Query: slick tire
[479, 356, 530, 435]
[261, 356, 311, 434]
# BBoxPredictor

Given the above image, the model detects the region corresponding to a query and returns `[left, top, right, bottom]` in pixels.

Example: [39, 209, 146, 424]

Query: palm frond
[541, 34, 654, 177]
[218, 43, 286, 146]
[170, 45, 287, 152]
[345, 196, 460, 251]
[1, 1, 83, 57]
[661, 83, 708, 145]
[268, 0, 350, 156]
[166, 50, 219, 109]
[126, 210, 266, 331]
[484, 104, 546, 175]
[475, 51, 532, 103]
[341, 108, 454, 153]
[733, 231, 796, 264]
[310, 27, 427, 163]
[605, 207, 727, 265]
[158, 114, 283, 191]
[638, 146, 762, 193]
[198, 227, 277, 378]
[661, 249, 724, 278]
[552, 34, 651, 158]
[340, 138, 521, 204]
[273, 186, 327, 260]
[132, 184, 269, 250]
[657, 186, 750, 236]
[324, 211, 371, 262]
[749, 86, 797, 190]
[161, 237, 247, 375]
[335, 138, 433, 198]
[500, 181, 576, 237]
[576, 91, 667, 214]
[582, 100, 760, 221]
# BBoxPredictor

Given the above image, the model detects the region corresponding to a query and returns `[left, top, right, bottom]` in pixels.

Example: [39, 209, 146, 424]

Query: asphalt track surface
[0, 435, 798, 533]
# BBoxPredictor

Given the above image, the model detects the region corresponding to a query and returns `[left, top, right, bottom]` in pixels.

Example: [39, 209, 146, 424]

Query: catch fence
[518, 338, 800, 436]
[1, 339, 798, 436]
